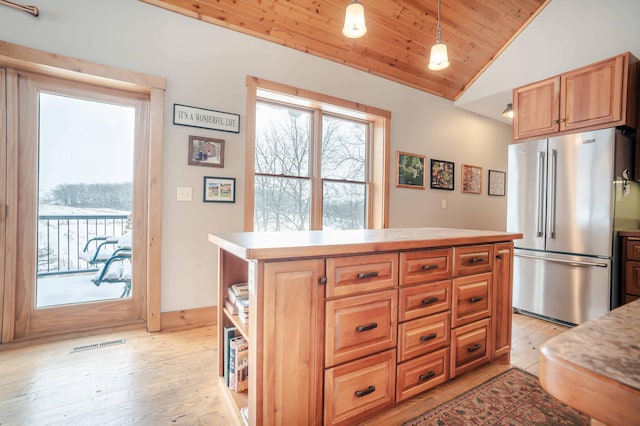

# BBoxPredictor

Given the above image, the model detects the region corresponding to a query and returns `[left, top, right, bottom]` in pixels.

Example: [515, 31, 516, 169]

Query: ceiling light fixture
[342, 0, 367, 39]
[502, 103, 514, 119]
[428, 0, 449, 71]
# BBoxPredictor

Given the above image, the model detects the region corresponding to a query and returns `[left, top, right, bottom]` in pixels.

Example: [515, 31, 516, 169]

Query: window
[246, 77, 390, 231]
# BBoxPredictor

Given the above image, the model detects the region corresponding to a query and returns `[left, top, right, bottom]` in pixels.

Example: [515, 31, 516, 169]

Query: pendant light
[502, 103, 514, 119]
[428, 0, 449, 71]
[342, 0, 367, 38]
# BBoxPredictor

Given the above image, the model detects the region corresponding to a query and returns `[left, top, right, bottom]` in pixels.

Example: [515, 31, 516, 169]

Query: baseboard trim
[160, 306, 217, 331]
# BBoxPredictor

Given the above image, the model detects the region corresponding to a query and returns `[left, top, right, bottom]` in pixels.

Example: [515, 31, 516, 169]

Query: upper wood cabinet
[513, 52, 638, 141]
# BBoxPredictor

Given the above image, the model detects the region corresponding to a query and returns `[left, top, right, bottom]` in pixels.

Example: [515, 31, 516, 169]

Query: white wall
[0, 0, 512, 312]
[457, 0, 640, 121]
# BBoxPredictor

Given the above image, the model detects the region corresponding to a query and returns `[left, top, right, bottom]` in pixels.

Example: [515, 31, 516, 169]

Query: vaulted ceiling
[141, 0, 549, 101]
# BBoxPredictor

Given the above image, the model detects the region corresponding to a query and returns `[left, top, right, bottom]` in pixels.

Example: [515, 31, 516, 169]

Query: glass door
[12, 71, 148, 339]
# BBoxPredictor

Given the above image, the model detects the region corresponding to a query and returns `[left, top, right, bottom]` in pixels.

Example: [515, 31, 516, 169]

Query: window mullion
[310, 109, 323, 230]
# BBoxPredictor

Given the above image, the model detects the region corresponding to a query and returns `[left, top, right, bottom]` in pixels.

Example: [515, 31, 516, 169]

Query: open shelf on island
[218, 376, 248, 425]
[223, 307, 249, 341]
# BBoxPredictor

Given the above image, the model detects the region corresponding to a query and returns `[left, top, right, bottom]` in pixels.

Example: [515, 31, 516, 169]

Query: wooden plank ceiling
[141, 0, 548, 100]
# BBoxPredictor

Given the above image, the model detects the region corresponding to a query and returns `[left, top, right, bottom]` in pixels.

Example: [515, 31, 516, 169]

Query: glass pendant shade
[342, 1, 367, 38]
[502, 103, 514, 119]
[428, 42, 449, 71]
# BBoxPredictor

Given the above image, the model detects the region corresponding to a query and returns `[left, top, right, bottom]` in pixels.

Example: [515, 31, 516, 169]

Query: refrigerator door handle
[549, 149, 558, 239]
[515, 253, 608, 268]
[537, 151, 546, 237]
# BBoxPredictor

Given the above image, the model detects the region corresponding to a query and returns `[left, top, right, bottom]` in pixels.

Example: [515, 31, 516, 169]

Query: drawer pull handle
[419, 371, 436, 381]
[421, 297, 439, 305]
[357, 271, 379, 279]
[356, 322, 378, 332]
[470, 257, 484, 264]
[420, 333, 437, 341]
[496, 254, 503, 260]
[470, 296, 483, 303]
[422, 264, 440, 271]
[354, 385, 376, 398]
[467, 343, 482, 353]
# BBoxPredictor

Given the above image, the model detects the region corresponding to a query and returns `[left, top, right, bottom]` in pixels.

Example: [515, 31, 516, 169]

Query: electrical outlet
[442, 200, 447, 209]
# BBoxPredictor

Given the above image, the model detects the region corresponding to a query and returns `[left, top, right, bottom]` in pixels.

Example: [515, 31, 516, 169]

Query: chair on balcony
[80, 230, 132, 298]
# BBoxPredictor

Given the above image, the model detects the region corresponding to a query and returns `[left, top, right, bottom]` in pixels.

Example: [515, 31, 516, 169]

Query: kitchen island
[539, 298, 640, 425]
[209, 227, 522, 425]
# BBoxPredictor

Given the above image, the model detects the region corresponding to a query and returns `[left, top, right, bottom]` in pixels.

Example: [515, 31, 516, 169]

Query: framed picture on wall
[430, 159, 455, 190]
[203, 176, 236, 203]
[396, 151, 426, 189]
[461, 164, 482, 194]
[188, 135, 225, 168]
[488, 169, 506, 196]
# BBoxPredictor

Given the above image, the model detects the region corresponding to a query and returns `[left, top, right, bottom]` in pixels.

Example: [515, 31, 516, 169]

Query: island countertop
[208, 227, 523, 260]
[539, 299, 640, 425]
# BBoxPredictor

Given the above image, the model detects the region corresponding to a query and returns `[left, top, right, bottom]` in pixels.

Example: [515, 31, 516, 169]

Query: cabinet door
[326, 253, 398, 298]
[561, 54, 624, 132]
[261, 259, 325, 426]
[492, 242, 513, 361]
[453, 245, 493, 277]
[399, 248, 452, 286]
[513, 77, 560, 140]
[324, 349, 396, 426]
[625, 260, 640, 297]
[451, 273, 492, 328]
[450, 318, 490, 378]
[325, 290, 397, 367]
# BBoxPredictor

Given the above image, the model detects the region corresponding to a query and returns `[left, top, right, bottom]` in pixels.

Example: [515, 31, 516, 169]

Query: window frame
[245, 77, 390, 231]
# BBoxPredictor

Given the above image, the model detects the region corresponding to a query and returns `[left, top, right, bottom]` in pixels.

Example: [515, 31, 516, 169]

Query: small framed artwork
[462, 164, 482, 194]
[203, 176, 236, 203]
[488, 169, 506, 196]
[396, 151, 426, 189]
[188, 135, 225, 168]
[430, 159, 455, 190]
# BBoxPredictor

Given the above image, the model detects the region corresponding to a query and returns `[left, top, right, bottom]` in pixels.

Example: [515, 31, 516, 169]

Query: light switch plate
[177, 187, 192, 201]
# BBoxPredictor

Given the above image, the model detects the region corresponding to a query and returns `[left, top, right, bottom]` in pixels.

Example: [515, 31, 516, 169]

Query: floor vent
[71, 339, 126, 353]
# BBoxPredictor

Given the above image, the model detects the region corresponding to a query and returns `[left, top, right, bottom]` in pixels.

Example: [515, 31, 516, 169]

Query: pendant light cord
[436, 0, 442, 43]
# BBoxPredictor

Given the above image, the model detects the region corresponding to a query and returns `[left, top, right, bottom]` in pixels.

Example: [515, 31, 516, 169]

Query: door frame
[0, 40, 165, 342]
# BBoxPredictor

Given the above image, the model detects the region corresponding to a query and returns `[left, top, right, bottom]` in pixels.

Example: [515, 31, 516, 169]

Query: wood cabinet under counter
[209, 227, 522, 425]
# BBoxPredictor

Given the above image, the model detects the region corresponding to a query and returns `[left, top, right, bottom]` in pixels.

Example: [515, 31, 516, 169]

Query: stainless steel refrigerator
[506, 128, 639, 325]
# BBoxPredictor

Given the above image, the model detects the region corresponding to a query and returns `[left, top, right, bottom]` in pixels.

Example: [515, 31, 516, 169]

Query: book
[237, 309, 249, 324]
[224, 299, 238, 315]
[229, 335, 248, 391]
[228, 282, 249, 303]
[223, 326, 237, 386]
[234, 295, 249, 314]
[233, 336, 249, 392]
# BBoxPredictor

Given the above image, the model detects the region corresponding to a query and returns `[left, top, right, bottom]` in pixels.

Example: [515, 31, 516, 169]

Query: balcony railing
[37, 214, 129, 277]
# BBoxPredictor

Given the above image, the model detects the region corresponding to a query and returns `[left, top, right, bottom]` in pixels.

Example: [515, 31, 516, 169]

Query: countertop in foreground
[208, 227, 522, 260]
[540, 299, 640, 425]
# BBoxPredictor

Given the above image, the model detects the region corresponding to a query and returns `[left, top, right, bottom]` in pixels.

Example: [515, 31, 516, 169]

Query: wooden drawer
[453, 245, 493, 277]
[451, 318, 490, 378]
[397, 311, 450, 363]
[398, 279, 451, 322]
[452, 273, 492, 328]
[396, 348, 449, 402]
[624, 260, 640, 297]
[326, 253, 398, 298]
[399, 248, 452, 286]
[325, 290, 397, 367]
[626, 239, 640, 261]
[324, 349, 396, 426]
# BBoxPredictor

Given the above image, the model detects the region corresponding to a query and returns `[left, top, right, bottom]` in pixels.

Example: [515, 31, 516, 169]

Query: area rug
[403, 368, 590, 426]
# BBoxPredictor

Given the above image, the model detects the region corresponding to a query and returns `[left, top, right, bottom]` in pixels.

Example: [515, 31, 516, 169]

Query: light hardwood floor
[0, 312, 568, 425]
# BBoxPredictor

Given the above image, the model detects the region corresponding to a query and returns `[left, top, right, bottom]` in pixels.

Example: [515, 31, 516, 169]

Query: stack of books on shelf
[226, 282, 249, 324]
